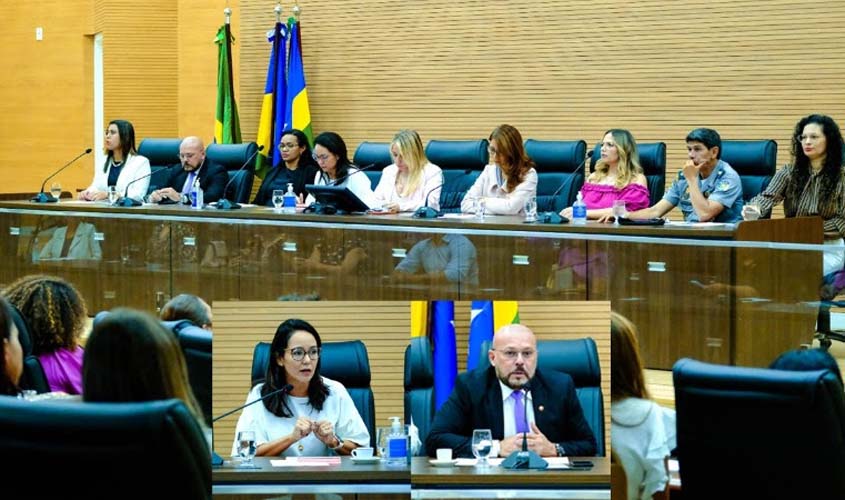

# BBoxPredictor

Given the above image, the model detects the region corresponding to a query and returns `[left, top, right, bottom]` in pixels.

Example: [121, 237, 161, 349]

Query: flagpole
[275, 3, 282, 23]
[292, 2, 301, 21]
[224, 7, 231, 25]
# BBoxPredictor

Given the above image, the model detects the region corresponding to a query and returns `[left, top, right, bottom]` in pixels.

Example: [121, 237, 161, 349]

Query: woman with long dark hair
[232, 318, 369, 457]
[302, 131, 377, 209]
[79, 119, 151, 201]
[253, 129, 319, 206]
[0, 296, 23, 397]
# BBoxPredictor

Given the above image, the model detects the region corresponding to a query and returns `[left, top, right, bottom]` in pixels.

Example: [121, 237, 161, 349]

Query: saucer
[351, 456, 381, 464]
[429, 459, 458, 467]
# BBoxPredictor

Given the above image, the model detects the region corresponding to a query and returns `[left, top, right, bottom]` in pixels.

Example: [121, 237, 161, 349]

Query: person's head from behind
[264, 318, 329, 416]
[160, 294, 212, 330]
[279, 129, 314, 168]
[3, 275, 87, 355]
[685, 128, 721, 167]
[0, 296, 22, 396]
[489, 124, 534, 191]
[179, 136, 206, 172]
[313, 131, 351, 181]
[610, 312, 650, 401]
[596, 129, 642, 186]
[391, 129, 427, 176]
[488, 324, 537, 390]
[83, 308, 202, 422]
[104, 119, 137, 159]
[770, 347, 844, 386]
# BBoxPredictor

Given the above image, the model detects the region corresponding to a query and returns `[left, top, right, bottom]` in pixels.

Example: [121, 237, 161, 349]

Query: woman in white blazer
[79, 119, 150, 201]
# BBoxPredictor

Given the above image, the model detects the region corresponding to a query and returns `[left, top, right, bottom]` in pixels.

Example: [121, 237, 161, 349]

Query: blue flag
[431, 301, 457, 410]
[467, 300, 494, 371]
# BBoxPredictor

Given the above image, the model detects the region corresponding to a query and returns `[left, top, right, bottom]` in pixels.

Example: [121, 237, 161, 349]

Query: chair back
[404, 336, 435, 454]
[589, 141, 666, 206]
[476, 337, 605, 455]
[138, 138, 182, 192]
[162, 320, 212, 426]
[425, 140, 488, 212]
[720, 140, 777, 201]
[206, 142, 258, 203]
[0, 397, 210, 498]
[252, 340, 376, 443]
[353, 141, 392, 190]
[673, 358, 845, 499]
[525, 139, 587, 211]
[10, 305, 50, 393]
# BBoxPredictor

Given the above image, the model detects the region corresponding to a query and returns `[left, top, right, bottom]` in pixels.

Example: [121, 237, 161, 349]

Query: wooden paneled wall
[212, 300, 610, 459]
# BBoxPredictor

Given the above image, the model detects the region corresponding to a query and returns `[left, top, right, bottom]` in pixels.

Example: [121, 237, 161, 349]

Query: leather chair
[476, 337, 605, 456]
[137, 138, 182, 193]
[720, 140, 777, 202]
[353, 141, 393, 190]
[673, 358, 845, 499]
[525, 139, 587, 211]
[10, 304, 50, 394]
[404, 336, 435, 455]
[590, 141, 667, 206]
[424, 140, 487, 213]
[0, 397, 210, 498]
[206, 142, 258, 204]
[252, 340, 376, 444]
[162, 320, 212, 426]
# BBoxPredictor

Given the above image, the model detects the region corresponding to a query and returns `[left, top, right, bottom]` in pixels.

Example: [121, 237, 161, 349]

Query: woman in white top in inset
[79, 119, 151, 201]
[374, 129, 443, 213]
[461, 124, 538, 215]
[232, 318, 369, 457]
[302, 131, 377, 210]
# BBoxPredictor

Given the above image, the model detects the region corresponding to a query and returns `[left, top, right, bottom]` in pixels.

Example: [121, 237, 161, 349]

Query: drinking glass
[50, 182, 62, 201]
[612, 200, 626, 224]
[471, 429, 493, 467]
[475, 197, 486, 220]
[272, 189, 284, 211]
[376, 426, 390, 458]
[524, 197, 537, 222]
[237, 430, 257, 468]
[108, 186, 119, 204]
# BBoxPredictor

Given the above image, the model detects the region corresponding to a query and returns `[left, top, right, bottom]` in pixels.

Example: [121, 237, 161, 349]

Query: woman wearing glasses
[232, 318, 369, 457]
[373, 129, 443, 213]
[302, 131, 377, 209]
[743, 114, 845, 275]
[253, 129, 319, 206]
[460, 124, 537, 215]
[79, 119, 150, 201]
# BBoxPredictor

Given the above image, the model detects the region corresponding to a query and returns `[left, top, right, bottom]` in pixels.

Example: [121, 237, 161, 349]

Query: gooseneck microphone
[535, 150, 594, 225]
[330, 163, 376, 187]
[211, 383, 293, 466]
[32, 148, 93, 203]
[501, 382, 548, 470]
[413, 169, 472, 219]
[217, 145, 265, 210]
[116, 169, 156, 207]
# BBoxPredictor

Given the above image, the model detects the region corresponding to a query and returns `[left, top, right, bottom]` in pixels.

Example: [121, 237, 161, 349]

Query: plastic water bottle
[191, 180, 203, 210]
[283, 183, 296, 214]
[572, 191, 587, 225]
[385, 416, 408, 467]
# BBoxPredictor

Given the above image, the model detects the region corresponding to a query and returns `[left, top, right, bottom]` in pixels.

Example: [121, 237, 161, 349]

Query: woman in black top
[253, 129, 319, 206]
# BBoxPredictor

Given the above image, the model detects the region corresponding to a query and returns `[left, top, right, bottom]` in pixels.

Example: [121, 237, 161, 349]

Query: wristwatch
[555, 443, 565, 457]
[331, 434, 344, 451]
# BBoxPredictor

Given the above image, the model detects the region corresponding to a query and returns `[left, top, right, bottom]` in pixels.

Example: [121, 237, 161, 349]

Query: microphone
[413, 169, 472, 219]
[216, 145, 264, 210]
[115, 169, 156, 207]
[210, 383, 293, 466]
[501, 381, 548, 470]
[329, 162, 377, 187]
[535, 150, 594, 225]
[32, 148, 92, 203]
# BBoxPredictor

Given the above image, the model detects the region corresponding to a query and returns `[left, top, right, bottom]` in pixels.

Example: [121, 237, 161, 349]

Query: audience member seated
[293, 229, 368, 279]
[610, 312, 672, 500]
[303, 131, 377, 209]
[560, 129, 649, 221]
[391, 233, 479, 291]
[626, 128, 743, 223]
[160, 293, 213, 330]
[4, 275, 87, 395]
[426, 324, 596, 458]
[0, 296, 22, 396]
[27, 216, 102, 262]
[79, 119, 151, 201]
[461, 124, 538, 215]
[232, 318, 369, 457]
[373, 129, 443, 213]
[253, 129, 319, 206]
[770, 347, 844, 386]
[148, 136, 229, 204]
[743, 114, 845, 276]
[83, 308, 205, 427]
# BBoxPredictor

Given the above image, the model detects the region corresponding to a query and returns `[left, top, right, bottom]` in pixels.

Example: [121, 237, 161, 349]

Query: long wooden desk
[0, 200, 823, 369]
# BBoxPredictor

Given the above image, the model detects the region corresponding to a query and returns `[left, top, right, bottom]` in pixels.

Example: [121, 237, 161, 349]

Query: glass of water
[475, 197, 486, 220]
[376, 426, 390, 458]
[237, 430, 257, 468]
[471, 428, 493, 467]
[50, 182, 62, 201]
[524, 197, 537, 222]
[612, 200, 626, 224]
[108, 186, 119, 204]
[272, 189, 284, 211]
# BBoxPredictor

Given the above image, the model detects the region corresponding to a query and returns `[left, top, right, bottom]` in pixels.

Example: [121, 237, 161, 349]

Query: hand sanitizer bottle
[386, 416, 408, 467]
[191, 179, 203, 210]
[283, 183, 297, 214]
[572, 191, 587, 225]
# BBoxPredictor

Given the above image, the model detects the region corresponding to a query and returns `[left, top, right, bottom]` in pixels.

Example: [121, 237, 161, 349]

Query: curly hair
[3, 275, 87, 355]
[787, 114, 844, 217]
[0, 295, 19, 396]
[489, 124, 535, 192]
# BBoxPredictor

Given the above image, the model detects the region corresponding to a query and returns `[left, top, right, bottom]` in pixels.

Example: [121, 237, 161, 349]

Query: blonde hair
[592, 129, 643, 189]
[391, 129, 428, 197]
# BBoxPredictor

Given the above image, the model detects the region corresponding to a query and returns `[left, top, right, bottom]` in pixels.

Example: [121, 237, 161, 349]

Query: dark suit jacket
[425, 366, 597, 458]
[163, 159, 229, 203]
[253, 163, 318, 206]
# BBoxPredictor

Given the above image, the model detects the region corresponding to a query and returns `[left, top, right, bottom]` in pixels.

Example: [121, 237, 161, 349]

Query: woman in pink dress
[560, 129, 650, 221]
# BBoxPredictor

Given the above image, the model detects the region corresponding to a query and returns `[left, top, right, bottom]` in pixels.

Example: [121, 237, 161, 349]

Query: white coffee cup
[352, 447, 374, 458]
[436, 448, 453, 461]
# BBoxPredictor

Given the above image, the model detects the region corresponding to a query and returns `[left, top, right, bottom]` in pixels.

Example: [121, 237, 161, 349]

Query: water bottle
[572, 191, 587, 225]
[191, 180, 203, 210]
[385, 416, 408, 467]
[283, 183, 296, 214]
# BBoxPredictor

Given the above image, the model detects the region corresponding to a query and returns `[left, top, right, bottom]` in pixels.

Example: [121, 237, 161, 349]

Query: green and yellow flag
[215, 23, 242, 144]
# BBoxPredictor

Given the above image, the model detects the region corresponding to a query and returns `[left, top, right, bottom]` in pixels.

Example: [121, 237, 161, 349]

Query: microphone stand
[501, 383, 548, 470]
[535, 151, 594, 225]
[217, 145, 264, 210]
[115, 169, 155, 207]
[412, 169, 471, 219]
[32, 148, 92, 203]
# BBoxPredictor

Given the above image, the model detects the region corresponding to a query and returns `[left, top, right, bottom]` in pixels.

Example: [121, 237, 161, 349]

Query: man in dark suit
[148, 136, 229, 203]
[426, 324, 597, 458]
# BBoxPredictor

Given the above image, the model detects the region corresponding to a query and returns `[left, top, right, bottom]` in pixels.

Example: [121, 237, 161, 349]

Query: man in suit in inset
[148, 136, 228, 204]
[426, 324, 596, 458]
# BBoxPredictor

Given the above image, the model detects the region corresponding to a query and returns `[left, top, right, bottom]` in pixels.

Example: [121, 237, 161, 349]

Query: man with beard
[425, 324, 596, 458]
[148, 136, 229, 204]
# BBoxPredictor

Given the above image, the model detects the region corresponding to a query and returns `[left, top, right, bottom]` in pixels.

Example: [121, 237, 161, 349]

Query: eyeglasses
[797, 134, 823, 143]
[495, 349, 536, 360]
[179, 152, 198, 160]
[286, 346, 321, 361]
[487, 146, 499, 156]
[279, 142, 299, 150]
[313, 153, 331, 163]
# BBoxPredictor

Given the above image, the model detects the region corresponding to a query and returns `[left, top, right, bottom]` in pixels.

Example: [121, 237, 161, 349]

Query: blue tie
[183, 171, 197, 194]
[511, 390, 529, 434]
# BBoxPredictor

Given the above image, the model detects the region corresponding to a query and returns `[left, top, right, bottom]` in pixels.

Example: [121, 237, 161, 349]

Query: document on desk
[544, 457, 572, 469]
[664, 221, 736, 228]
[441, 213, 476, 219]
[455, 458, 505, 466]
[271, 457, 342, 467]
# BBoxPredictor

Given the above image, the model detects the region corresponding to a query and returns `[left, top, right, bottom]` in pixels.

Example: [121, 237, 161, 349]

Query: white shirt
[611, 398, 671, 500]
[231, 377, 370, 457]
[373, 163, 443, 212]
[304, 167, 377, 210]
[499, 380, 535, 438]
[85, 153, 151, 201]
[460, 164, 538, 215]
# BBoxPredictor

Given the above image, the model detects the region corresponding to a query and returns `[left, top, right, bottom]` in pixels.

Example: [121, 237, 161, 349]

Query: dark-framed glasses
[287, 346, 321, 361]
